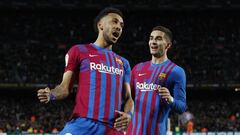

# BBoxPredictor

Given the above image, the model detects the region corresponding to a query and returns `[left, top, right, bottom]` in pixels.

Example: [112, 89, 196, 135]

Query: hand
[158, 87, 174, 104]
[114, 110, 131, 131]
[37, 87, 51, 103]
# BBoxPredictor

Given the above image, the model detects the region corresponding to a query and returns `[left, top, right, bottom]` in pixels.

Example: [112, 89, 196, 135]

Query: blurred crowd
[0, 91, 74, 134]
[0, 0, 240, 9]
[0, 89, 239, 134]
[0, 9, 240, 85]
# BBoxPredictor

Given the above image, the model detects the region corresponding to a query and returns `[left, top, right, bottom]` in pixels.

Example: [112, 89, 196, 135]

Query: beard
[151, 45, 165, 58]
[103, 32, 116, 45]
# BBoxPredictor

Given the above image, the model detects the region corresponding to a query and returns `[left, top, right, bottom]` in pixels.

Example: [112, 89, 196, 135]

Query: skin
[37, 12, 133, 131]
[148, 30, 174, 103]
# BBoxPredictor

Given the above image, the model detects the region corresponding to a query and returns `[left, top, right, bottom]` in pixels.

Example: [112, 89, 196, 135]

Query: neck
[151, 54, 168, 64]
[94, 33, 112, 50]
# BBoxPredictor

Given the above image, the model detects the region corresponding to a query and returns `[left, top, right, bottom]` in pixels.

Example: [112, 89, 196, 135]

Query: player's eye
[156, 37, 162, 41]
[149, 36, 153, 40]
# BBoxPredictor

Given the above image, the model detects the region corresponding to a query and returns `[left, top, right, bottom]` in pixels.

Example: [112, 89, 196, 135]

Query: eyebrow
[149, 35, 163, 39]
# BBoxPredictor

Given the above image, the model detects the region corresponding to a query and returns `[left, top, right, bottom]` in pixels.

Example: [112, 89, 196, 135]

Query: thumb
[115, 110, 124, 115]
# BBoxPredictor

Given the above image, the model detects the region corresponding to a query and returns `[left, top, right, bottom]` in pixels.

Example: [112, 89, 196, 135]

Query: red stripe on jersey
[163, 62, 173, 73]
[126, 121, 133, 135]
[93, 69, 102, 120]
[166, 63, 176, 80]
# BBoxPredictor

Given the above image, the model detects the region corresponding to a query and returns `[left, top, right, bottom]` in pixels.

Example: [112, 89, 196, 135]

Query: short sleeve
[65, 45, 80, 72]
[123, 59, 131, 84]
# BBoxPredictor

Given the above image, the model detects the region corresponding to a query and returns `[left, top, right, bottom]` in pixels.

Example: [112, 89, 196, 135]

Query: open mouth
[112, 31, 120, 38]
[151, 46, 158, 50]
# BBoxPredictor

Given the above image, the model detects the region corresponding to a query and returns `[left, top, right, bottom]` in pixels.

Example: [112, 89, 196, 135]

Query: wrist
[166, 96, 174, 104]
[49, 92, 56, 101]
[127, 111, 133, 118]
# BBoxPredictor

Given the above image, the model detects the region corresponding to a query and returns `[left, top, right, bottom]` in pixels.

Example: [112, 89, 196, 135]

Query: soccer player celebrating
[126, 26, 186, 135]
[37, 7, 133, 135]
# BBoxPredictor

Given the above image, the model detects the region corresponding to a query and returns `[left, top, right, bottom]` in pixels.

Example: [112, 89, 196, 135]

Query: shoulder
[68, 44, 90, 52]
[169, 63, 186, 79]
[133, 61, 150, 71]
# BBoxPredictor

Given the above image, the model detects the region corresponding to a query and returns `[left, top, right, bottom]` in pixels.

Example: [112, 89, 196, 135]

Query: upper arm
[65, 45, 80, 72]
[63, 45, 80, 91]
[170, 67, 186, 100]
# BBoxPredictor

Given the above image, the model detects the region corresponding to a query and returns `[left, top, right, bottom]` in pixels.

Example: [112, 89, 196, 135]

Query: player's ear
[98, 20, 104, 31]
[166, 42, 172, 50]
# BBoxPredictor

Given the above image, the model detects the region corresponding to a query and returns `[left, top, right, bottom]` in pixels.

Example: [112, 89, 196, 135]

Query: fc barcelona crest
[115, 58, 123, 66]
[159, 73, 166, 80]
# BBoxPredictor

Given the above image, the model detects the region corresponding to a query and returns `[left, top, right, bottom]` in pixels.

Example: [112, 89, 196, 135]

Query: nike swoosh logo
[138, 73, 146, 76]
[89, 54, 98, 57]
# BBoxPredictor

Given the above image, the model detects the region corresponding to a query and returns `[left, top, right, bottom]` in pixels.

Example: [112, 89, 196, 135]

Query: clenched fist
[37, 87, 51, 103]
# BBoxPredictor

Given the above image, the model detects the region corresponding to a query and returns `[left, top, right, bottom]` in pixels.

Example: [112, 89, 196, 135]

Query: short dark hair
[152, 26, 173, 42]
[94, 7, 123, 32]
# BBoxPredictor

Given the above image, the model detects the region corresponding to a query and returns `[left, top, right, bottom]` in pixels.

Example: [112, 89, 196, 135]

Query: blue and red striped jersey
[126, 60, 186, 135]
[64, 43, 131, 126]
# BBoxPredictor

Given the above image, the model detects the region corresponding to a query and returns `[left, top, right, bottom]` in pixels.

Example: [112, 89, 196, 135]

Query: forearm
[171, 99, 186, 113]
[124, 97, 134, 114]
[50, 85, 69, 100]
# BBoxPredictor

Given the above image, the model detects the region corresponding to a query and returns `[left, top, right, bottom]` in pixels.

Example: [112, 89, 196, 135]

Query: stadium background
[0, 0, 240, 134]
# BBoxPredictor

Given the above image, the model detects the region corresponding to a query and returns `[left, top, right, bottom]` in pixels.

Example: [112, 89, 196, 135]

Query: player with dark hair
[126, 26, 186, 135]
[37, 7, 133, 135]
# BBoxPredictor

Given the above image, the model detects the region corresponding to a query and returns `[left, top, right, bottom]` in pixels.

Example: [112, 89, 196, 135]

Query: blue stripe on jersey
[87, 70, 96, 118]
[136, 63, 144, 71]
[77, 44, 88, 53]
[98, 60, 107, 120]
[108, 52, 117, 121]
[142, 66, 161, 135]
[135, 85, 146, 135]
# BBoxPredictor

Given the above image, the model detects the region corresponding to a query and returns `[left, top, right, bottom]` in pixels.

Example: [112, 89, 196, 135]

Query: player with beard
[37, 7, 134, 135]
[126, 26, 186, 135]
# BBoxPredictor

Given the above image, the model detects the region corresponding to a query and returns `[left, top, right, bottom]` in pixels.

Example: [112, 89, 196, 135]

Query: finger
[115, 116, 128, 122]
[37, 89, 46, 93]
[37, 92, 47, 96]
[40, 99, 49, 103]
[44, 87, 50, 92]
[114, 123, 128, 128]
[38, 96, 48, 100]
[114, 120, 128, 127]
[161, 95, 170, 99]
[114, 119, 130, 125]
[159, 89, 168, 93]
[159, 93, 170, 96]
[115, 110, 124, 115]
